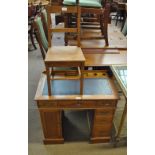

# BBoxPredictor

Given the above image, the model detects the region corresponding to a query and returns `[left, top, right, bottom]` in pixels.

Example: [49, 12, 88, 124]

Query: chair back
[46, 3, 81, 47]
[41, 9, 48, 39]
[34, 16, 48, 59]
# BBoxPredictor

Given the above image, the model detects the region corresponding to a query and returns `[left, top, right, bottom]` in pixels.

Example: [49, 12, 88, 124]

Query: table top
[113, 0, 127, 5]
[110, 65, 127, 97]
[28, 0, 49, 6]
[43, 78, 113, 96]
[84, 49, 127, 67]
[45, 46, 85, 63]
[35, 73, 119, 100]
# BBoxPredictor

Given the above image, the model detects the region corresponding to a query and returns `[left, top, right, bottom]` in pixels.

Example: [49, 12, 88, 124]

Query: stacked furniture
[34, 1, 127, 145]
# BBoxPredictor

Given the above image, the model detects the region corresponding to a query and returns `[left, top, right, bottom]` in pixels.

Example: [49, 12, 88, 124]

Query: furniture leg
[30, 25, 37, 49]
[115, 98, 127, 144]
[64, 14, 69, 46]
[99, 14, 104, 36]
[46, 66, 52, 96]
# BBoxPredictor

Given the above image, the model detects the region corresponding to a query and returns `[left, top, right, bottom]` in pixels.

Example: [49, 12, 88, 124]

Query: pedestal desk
[35, 48, 126, 144]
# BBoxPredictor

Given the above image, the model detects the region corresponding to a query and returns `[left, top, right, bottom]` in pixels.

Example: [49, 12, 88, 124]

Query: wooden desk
[35, 49, 127, 144]
[35, 71, 119, 144]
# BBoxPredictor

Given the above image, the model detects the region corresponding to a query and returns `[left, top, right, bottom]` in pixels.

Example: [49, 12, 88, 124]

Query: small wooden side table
[44, 46, 85, 96]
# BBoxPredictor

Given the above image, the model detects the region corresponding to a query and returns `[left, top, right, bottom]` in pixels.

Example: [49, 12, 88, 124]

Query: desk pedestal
[39, 109, 64, 144]
[38, 100, 117, 144]
[91, 109, 115, 143]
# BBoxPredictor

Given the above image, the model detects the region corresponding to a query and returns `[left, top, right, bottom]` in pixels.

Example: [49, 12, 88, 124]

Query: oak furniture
[46, 3, 81, 47]
[33, 15, 48, 59]
[44, 46, 85, 96]
[28, 4, 37, 50]
[113, 0, 127, 30]
[35, 70, 119, 144]
[62, 0, 110, 46]
[28, 1, 49, 51]
[35, 48, 126, 144]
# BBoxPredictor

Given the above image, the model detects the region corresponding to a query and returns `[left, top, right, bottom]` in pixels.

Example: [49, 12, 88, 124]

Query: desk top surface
[35, 73, 119, 100]
[43, 78, 113, 96]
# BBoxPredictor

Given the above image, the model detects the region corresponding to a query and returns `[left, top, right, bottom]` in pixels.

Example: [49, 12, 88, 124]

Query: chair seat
[63, 0, 102, 8]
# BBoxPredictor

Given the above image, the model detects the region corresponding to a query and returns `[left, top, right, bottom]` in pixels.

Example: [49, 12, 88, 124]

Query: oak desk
[35, 71, 119, 144]
[35, 49, 127, 144]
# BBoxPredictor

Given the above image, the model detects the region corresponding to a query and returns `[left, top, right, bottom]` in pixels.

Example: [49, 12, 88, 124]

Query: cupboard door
[39, 110, 63, 139]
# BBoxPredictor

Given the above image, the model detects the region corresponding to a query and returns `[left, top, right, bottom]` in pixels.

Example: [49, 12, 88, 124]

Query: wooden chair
[28, 4, 37, 50]
[62, 0, 111, 46]
[112, 0, 127, 30]
[33, 14, 81, 75]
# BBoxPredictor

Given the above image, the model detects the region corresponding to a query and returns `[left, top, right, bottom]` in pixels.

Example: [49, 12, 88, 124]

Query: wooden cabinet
[35, 73, 119, 144]
[39, 110, 64, 144]
[91, 109, 115, 143]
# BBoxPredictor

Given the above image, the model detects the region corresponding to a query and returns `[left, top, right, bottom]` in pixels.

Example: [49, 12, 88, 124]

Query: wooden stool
[44, 46, 85, 96]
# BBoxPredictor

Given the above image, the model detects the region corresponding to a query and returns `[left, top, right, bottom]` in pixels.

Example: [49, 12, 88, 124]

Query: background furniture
[112, 0, 127, 30]
[62, 0, 110, 46]
[28, 4, 37, 50]
[28, 1, 50, 51]
[46, 3, 81, 46]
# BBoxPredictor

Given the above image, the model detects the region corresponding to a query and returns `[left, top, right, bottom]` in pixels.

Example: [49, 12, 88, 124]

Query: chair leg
[29, 26, 37, 49]
[121, 11, 127, 31]
[99, 15, 104, 36]
[64, 15, 68, 46]
[115, 13, 119, 26]
[104, 21, 109, 46]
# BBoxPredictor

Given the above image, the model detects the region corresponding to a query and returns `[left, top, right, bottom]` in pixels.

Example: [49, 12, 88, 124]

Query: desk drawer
[95, 109, 115, 117]
[38, 101, 57, 108]
[57, 100, 80, 108]
[82, 100, 116, 108]
[94, 115, 113, 124]
[96, 101, 116, 107]
[92, 124, 112, 137]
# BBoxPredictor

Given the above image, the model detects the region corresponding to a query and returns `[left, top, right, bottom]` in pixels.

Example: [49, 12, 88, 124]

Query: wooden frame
[46, 4, 81, 47]
[64, 2, 111, 46]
